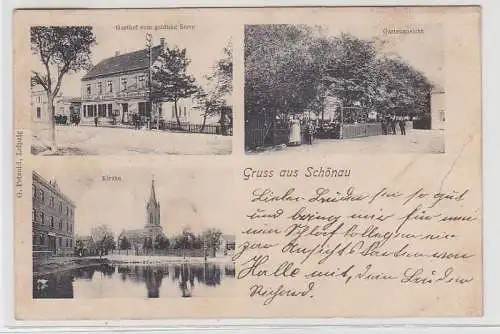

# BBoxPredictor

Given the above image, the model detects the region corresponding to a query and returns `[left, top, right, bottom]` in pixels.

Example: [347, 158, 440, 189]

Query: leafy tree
[245, 25, 321, 118]
[119, 235, 131, 255]
[195, 40, 233, 133]
[127, 233, 144, 256]
[30, 26, 96, 148]
[143, 237, 153, 254]
[369, 56, 432, 117]
[181, 228, 196, 249]
[90, 225, 115, 258]
[245, 25, 433, 127]
[214, 40, 233, 93]
[154, 234, 169, 250]
[151, 46, 197, 127]
[202, 228, 223, 257]
[120, 236, 131, 250]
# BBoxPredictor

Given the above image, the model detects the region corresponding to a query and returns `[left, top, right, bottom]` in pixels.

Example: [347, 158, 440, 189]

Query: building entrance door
[48, 235, 56, 255]
[121, 103, 129, 123]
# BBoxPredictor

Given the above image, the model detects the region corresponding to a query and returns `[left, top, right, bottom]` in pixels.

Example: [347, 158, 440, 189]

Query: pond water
[33, 262, 236, 299]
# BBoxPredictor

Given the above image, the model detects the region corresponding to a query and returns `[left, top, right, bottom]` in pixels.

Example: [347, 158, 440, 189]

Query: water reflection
[33, 262, 235, 299]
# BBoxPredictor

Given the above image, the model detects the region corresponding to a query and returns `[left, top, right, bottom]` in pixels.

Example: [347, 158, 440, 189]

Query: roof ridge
[82, 44, 163, 81]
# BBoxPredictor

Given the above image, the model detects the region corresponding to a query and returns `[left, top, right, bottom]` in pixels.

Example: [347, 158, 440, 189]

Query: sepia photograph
[13, 7, 482, 321]
[244, 24, 445, 154]
[31, 165, 236, 299]
[30, 25, 233, 156]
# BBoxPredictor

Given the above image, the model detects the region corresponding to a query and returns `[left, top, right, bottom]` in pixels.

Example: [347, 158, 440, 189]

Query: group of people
[288, 116, 316, 146]
[381, 114, 407, 136]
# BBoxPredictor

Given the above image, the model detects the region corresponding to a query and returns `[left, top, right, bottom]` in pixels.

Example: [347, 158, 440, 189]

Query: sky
[31, 24, 232, 98]
[312, 24, 444, 88]
[30, 21, 442, 99]
[33, 160, 236, 238]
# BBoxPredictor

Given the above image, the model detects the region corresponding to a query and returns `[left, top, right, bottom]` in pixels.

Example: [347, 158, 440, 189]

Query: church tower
[145, 177, 163, 237]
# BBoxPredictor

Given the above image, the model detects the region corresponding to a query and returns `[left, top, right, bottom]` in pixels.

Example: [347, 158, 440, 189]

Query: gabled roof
[82, 45, 163, 81]
[61, 97, 81, 103]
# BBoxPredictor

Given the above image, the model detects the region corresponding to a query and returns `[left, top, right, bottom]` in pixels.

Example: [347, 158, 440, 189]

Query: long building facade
[80, 38, 200, 126]
[32, 171, 75, 257]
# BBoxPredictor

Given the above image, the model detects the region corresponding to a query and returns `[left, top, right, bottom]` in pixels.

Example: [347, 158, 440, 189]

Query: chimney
[115, 51, 120, 56]
[160, 38, 165, 49]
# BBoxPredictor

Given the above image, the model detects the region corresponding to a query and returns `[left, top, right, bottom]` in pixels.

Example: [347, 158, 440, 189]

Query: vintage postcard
[13, 7, 482, 320]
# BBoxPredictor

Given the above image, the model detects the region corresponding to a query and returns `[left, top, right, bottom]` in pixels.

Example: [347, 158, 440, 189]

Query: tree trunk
[220, 110, 227, 136]
[200, 108, 208, 132]
[174, 99, 181, 128]
[47, 93, 56, 150]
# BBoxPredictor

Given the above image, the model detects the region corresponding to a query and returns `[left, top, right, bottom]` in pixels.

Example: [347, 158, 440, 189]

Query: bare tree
[31, 26, 96, 149]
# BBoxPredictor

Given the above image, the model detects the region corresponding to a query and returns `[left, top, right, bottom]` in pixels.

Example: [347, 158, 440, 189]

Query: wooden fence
[162, 121, 228, 135]
[341, 123, 383, 139]
[245, 117, 290, 149]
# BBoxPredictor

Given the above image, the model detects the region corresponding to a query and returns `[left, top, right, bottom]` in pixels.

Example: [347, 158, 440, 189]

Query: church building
[117, 178, 165, 253]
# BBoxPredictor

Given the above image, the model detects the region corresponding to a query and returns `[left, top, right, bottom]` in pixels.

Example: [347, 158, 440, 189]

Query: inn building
[80, 38, 197, 126]
[32, 171, 75, 257]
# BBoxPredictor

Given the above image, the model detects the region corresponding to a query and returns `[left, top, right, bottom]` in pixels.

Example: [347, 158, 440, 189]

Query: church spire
[149, 176, 157, 204]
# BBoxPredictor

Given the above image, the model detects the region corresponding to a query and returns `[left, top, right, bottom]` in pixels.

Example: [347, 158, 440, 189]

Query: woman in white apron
[288, 117, 301, 146]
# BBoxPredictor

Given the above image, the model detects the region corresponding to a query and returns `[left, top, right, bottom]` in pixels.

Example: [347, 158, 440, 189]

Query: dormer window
[86, 84, 91, 96]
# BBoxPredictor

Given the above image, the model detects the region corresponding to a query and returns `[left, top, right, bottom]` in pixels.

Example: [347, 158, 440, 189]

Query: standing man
[390, 114, 397, 135]
[399, 116, 406, 135]
[305, 120, 314, 145]
[94, 116, 98, 127]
